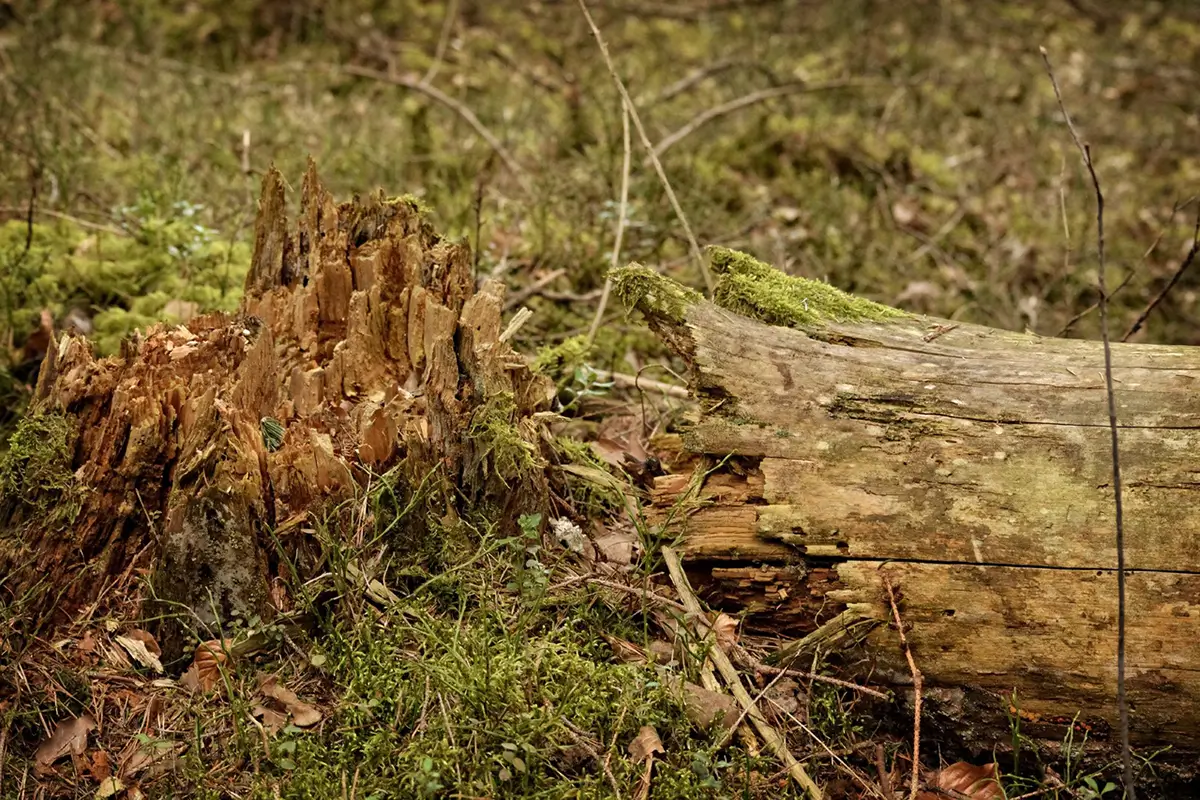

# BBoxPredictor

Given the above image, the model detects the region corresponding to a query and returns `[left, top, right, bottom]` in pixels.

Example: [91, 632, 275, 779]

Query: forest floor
[2, 1, 1200, 797]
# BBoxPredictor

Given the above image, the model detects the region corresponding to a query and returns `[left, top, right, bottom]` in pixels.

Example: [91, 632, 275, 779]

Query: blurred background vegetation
[1, 0, 1198, 428]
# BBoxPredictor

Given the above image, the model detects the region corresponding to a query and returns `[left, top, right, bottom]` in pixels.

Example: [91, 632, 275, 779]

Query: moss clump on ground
[468, 392, 544, 485]
[709, 247, 907, 329]
[610, 264, 703, 326]
[0, 211, 250, 359]
[531, 334, 590, 379]
[0, 411, 79, 525]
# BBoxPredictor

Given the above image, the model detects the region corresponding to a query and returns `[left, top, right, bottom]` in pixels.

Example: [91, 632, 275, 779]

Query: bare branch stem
[575, 0, 713, 294]
[589, 103, 632, 345]
[1040, 45, 1134, 800]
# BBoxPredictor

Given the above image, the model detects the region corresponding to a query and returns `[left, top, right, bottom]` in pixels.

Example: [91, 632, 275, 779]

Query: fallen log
[618, 248, 1200, 762]
[0, 162, 552, 663]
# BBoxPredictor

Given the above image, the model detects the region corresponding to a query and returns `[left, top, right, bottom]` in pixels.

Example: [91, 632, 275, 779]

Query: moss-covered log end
[708, 246, 907, 328]
[610, 263, 702, 326]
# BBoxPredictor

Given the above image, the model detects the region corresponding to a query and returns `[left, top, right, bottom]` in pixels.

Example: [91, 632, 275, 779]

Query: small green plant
[1079, 775, 1120, 799]
[508, 512, 549, 600]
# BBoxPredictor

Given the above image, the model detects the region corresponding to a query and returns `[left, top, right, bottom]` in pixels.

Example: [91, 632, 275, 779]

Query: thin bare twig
[662, 546, 824, 799]
[876, 744, 896, 800]
[589, 102, 632, 345]
[575, 0, 713, 294]
[1040, 46, 1134, 800]
[881, 573, 922, 800]
[651, 79, 877, 160]
[1122, 207, 1200, 341]
[600, 370, 690, 399]
[420, 0, 460, 87]
[639, 58, 740, 105]
[339, 64, 526, 185]
[739, 654, 891, 700]
[549, 574, 689, 612]
[1055, 270, 1134, 338]
[504, 268, 567, 311]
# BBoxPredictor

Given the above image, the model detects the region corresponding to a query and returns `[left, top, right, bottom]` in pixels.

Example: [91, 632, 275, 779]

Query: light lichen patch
[708, 246, 907, 328]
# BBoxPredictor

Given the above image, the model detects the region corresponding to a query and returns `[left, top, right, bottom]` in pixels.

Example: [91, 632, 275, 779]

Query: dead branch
[1040, 45, 1134, 799]
[339, 64, 526, 184]
[663, 546, 824, 799]
[1122, 207, 1200, 341]
[881, 573, 922, 800]
[575, 0, 713, 294]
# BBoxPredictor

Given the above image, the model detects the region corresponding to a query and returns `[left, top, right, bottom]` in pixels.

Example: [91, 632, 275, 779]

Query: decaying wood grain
[623, 251, 1200, 760]
[0, 161, 551, 662]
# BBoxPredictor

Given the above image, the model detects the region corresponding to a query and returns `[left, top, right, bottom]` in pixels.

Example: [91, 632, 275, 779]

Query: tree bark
[0, 162, 551, 663]
[620, 250, 1200, 761]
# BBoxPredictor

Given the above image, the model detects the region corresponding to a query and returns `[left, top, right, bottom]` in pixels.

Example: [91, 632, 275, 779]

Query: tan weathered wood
[624, 251, 1200, 759]
[1, 162, 551, 662]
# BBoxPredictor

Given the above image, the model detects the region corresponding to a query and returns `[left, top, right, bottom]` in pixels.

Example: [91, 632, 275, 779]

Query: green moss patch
[709, 247, 907, 329]
[0, 210, 249, 359]
[0, 411, 80, 525]
[610, 264, 702, 326]
[468, 392, 543, 484]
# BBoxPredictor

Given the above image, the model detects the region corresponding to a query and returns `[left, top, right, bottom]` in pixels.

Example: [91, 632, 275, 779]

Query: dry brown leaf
[627, 725, 664, 762]
[590, 437, 629, 469]
[87, 750, 113, 782]
[917, 761, 1002, 800]
[593, 414, 649, 466]
[260, 676, 322, 727]
[115, 634, 163, 674]
[180, 639, 232, 693]
[34, 714, 95, 772]
[682, 682, 740, 732]
[117, 737, 182, 780]
[252, 703, 289, 736]
[711, 613, 739, 653]
[593, 529, 637, 564]
[77, 630, 96, 655]
[647, 640, 676, 666]
[603, 634, 647, 664]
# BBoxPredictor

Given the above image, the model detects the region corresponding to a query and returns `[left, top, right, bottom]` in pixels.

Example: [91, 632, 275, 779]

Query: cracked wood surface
[641, 292, 1200, 754]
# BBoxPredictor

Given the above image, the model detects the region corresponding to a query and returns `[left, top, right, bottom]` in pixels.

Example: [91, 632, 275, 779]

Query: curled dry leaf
[95, 776, 125, 799]
[34, 714, 95, 773]
[682, 681, 740, 733]
[593, 529, 637, 564]
[260, 675, 322, 727]
[252, 703, 289, 736]
[603, 634, 647, 664]
[627, 725, 665, 763]
[115, 632, 163, 674]
[711, 613, 739, 653]
[180, 639, 233, 694]
[916, 761, 1002, 800]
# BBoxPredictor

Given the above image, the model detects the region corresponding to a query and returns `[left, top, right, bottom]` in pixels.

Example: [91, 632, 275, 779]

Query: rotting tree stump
[0, 161, 551, 663]
[618, 248, 1200, 762]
